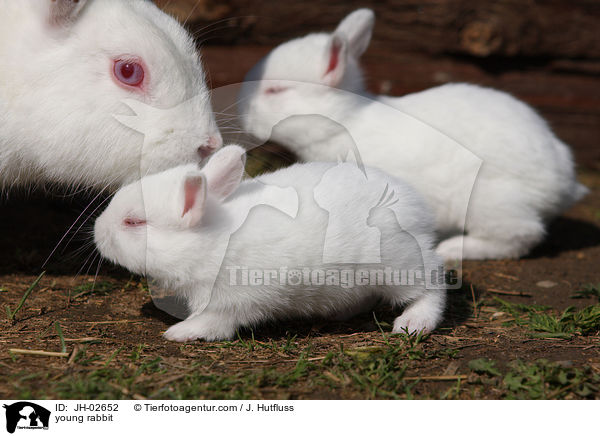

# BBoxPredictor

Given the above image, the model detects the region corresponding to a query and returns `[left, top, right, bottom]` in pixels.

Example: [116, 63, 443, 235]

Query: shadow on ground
[529, 216, 600, 258]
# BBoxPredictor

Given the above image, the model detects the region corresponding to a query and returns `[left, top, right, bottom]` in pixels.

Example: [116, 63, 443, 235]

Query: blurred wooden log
[155, 0, 600, 59]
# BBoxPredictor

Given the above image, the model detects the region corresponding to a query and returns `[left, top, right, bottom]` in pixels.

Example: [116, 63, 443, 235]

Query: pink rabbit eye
[264, 86, 288, 95]
[114, 59, 144, 87]
[123, 217, 147, 227]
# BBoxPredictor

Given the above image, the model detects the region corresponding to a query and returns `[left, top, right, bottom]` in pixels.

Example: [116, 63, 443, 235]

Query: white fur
[237, 8, 588, 260]
[0, 0, 221, 192]
[94, 145, 446, 341]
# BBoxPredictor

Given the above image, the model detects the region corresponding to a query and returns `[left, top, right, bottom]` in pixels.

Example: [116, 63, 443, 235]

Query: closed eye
[264, 86, 289, 95]
[123, 217, 147, 227]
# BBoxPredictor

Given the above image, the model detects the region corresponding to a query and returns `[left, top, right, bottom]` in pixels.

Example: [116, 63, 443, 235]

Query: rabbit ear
[202, 145, 247, 200]
[48, 0, 89, 27]
[180, 172, 207, 228]
[322, 34, 347, 87]
[333, 9, 375, 58]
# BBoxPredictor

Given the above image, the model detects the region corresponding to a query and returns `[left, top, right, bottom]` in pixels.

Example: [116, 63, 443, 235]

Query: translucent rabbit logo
[309, 121, 444, 289]
[109, 82, 478, 320]
[214, 82, 479, 290]
[313, 146, 382, 264]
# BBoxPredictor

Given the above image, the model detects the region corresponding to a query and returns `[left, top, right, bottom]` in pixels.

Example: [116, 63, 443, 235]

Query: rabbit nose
[197, 135, 222, 159]
[208, 135, 222, 148]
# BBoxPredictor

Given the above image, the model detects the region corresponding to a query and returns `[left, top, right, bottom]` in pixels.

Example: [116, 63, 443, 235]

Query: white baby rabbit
[0, 0, 222, 192]
[94, 145, 446, 341]
[237, 8, 588, 260]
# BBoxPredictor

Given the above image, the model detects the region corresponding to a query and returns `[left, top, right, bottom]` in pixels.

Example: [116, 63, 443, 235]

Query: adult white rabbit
[0, 0, 221, 192]
[94, 145, 446, 341]
[237, 8, 588, 260]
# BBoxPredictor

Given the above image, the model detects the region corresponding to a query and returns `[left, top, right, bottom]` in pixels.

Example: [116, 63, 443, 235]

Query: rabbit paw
[393, 309, 439, 334]
[392, 293, 444, 334]
[437, 235, 537, 260]
[163, 313, 236, 342]
[436, 236, 464, 261]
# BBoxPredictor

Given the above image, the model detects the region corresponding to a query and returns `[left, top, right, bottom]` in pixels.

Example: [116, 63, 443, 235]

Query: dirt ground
[1, 157, 599, 399]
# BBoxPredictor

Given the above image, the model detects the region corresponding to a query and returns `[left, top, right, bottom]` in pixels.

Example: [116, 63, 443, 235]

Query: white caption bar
[0, 400, 595, 435]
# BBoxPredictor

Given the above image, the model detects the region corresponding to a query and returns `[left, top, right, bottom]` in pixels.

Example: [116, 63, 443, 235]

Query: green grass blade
[8, 271, 45, 321]
[54, 321, 67, 353]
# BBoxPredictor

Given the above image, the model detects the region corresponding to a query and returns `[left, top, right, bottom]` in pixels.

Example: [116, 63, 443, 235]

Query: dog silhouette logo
[3, 402, 50, 434]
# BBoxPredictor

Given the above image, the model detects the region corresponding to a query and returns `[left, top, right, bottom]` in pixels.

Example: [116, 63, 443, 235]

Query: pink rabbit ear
[321, 35, 347, 87]
[180, 172, 207, 228]
[202, 145, 246, 200]
[48, 0, 89, 27]
[334, 9, 375, 58]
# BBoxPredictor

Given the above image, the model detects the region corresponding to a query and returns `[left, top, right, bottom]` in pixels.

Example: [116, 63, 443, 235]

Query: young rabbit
[237, 8, 588, 260]
[0, 0, 221, 192]
[94, 145, 446, 341]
